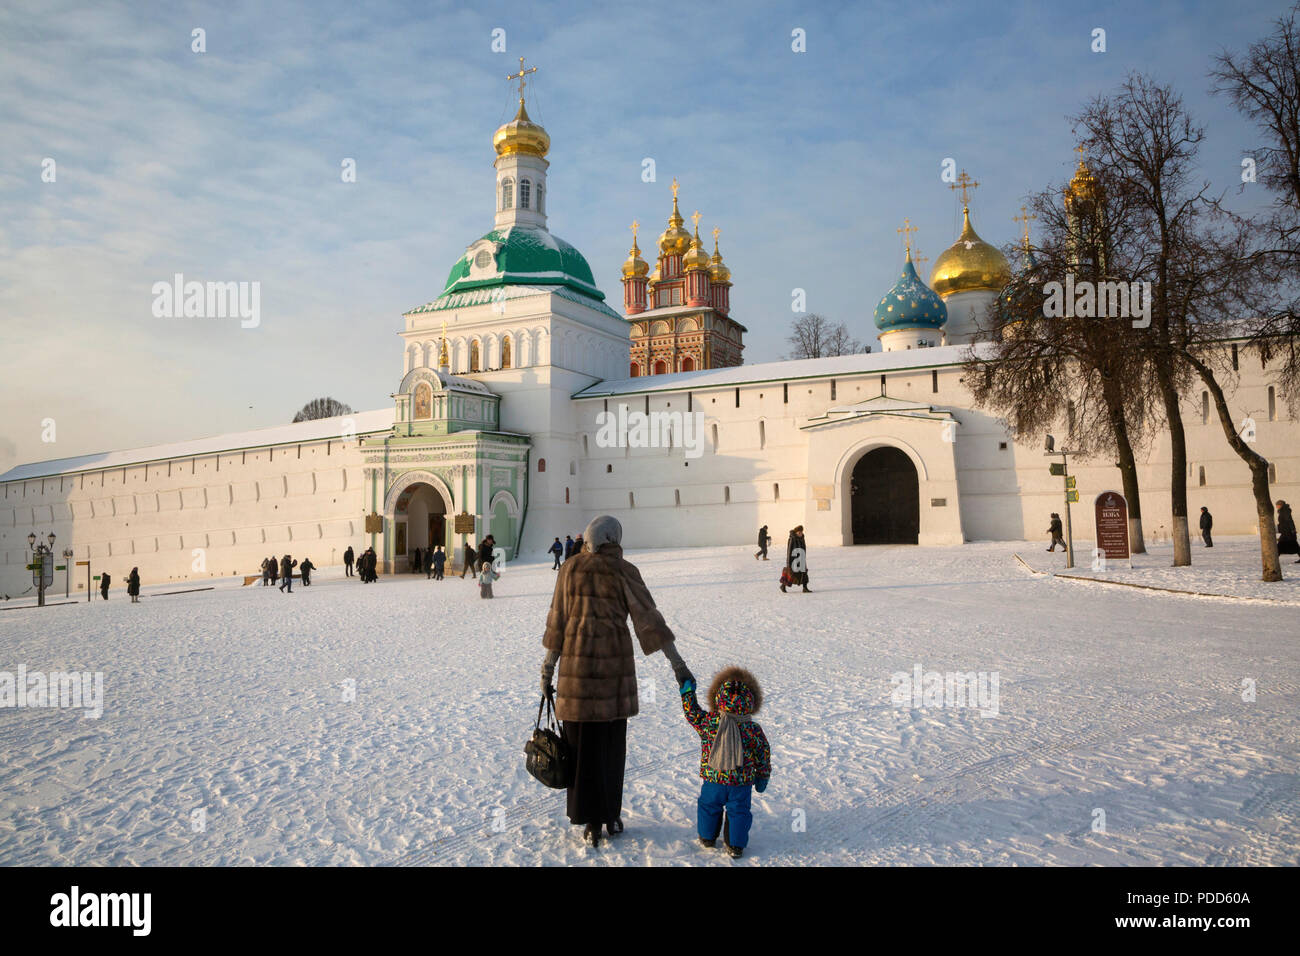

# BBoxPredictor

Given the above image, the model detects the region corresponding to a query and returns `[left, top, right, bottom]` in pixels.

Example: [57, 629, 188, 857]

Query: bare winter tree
[292, 397, 353, 423]
[786, 313, 865, 359]
[965, 159, 1156, 553]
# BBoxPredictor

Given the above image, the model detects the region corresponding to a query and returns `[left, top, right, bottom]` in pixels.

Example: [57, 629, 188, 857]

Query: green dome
[874, 253, 947, 331]
[440, 226, 605, 301]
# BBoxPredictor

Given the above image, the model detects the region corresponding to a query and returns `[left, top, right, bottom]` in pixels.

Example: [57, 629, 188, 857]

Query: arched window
[675, 489, 681, 506]
[759, 420, 766, 450]
[774, 483, 780, 501]
[569, 460, 576, 476]
[470, 340, 481, 372]
[1269, 386, 1277, 421]
[536, 183, 544, 214]
[538, 458, 546, 472]
[712, 423, 719, 450]
[724, 485, 731, 504]
[1198, 465, 1206, 486]
[501, 336, 512, 369]
[630, 363, 639, 377]
[654, 359, 667, 375]
[519, 179, 531, 209]
[501, 177, 514, 210]
[1201, 391, 1209, 425]
[681, 356, 695, 372]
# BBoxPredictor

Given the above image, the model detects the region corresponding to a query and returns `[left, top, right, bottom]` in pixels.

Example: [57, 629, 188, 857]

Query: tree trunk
[1155, 368, 1192, 566]
[1186, 352, 1283, 581]
[1101, 375, 1146, 553]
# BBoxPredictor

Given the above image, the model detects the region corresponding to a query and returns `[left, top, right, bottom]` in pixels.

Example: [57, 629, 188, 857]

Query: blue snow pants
[697, 781, 754, 848]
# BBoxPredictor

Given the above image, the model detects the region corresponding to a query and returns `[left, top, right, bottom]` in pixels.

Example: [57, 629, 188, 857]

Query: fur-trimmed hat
[707, 665, 763, 716]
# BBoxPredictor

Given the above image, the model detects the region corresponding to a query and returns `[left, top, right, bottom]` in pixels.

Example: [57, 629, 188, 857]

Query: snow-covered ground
[1, 539, 1296, 866]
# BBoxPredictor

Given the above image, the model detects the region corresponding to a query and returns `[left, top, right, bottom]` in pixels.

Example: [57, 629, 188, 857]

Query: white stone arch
[833, 434, 929, 544]
[536, 327, 551, 365]
[484, 332, 499, 368]
[453, 337, 467, 373]
[383, 469, 455, 517]
[489, 488, 520, 517]
[405, 344, 418, 375]
[678, 316, 699, 332]
[469, 335, 483, 371]
[421, 341, 434, 368]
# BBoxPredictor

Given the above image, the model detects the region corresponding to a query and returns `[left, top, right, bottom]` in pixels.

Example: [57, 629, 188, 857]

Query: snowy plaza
[1, 537, 1296, 866]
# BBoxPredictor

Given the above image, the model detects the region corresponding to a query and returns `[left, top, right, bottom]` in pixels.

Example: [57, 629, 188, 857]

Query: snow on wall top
[574, 343, 994, 398]
[0, 408, 396, 484]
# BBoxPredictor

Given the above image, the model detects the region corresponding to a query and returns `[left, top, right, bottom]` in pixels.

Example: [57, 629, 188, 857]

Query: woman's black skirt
[1279, 533, 1300, 555]
[562, 719, 627, 825]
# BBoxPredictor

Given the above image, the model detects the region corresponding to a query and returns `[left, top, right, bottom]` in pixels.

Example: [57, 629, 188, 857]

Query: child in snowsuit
[680, 666, 770, 858]
[478, 561, 498, 598]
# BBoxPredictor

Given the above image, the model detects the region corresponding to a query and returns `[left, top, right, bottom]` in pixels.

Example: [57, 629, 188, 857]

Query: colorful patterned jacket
[681, 679, 771, 786]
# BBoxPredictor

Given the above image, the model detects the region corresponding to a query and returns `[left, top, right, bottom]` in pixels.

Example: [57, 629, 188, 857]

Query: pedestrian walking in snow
[1277, 500, 1300, 561]
[478, 561, 498, 598]
[755, 525, 770, 561]
[782, 526, 810, 593]
[432, 546, 446, 580]
[127, 567, 141, 603]
[99, 571, 111, 601]
[679, 666, 771, 859]
[423, 547, 434, 578]
[412, 547, 422, 575]
[1046, 514, 1067, 552]
[563, 535, 575, 561]
[571, 534, 584, 558]
[1199, 507, 1214, 548]
[549, 537, 564, 570]
[461, 542, 477, 578]
[299, 557, 315, 586]
[279, 554, 297, 592]
[478, 536, 495, 574]
[540, 515, 693, 848]
[344, 546, 355, 577]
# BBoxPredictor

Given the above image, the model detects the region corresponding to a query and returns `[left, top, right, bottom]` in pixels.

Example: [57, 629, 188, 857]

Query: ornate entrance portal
[850, 446, 919, 544]
[393, 481, 448, 570]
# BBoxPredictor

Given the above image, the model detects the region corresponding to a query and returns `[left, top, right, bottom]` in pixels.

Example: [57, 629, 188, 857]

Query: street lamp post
[27, 531, 56, 607]
[62, 548, 74, 599]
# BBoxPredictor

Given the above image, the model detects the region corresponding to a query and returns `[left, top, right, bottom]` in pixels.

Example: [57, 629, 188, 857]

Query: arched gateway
[385, 473, 452, 571]
[850, 446, 919, 544]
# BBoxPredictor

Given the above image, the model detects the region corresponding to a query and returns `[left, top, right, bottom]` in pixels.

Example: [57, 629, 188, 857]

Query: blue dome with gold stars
[874, 251, 947, 331]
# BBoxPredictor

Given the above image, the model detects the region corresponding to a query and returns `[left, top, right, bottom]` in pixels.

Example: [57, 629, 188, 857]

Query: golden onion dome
[493, 100, 550, 158]
[622, 236, 649, 279]
[929, 207, 1011, 297]
[683, 227, 710, 272]
[658, 195, 692, 256]
[646, 265, 661, 292]
[708, 234, 731, 283]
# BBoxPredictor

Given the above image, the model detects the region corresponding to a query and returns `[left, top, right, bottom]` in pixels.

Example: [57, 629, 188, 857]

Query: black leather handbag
[525, 690, 571, 789]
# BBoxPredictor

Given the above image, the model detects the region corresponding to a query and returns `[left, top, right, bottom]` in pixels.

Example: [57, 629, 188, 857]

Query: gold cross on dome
[691, 210, 702, 230]
[712, 226, 720, 242]
[1075, 144, 1086, 159]
[631, 220, 639, 240]
[950, 170, 979, 207]
[506, 57, 537, 102]
[671, 177, 680, 199]
[897, 217, 918, 252]
[913, 250, 929, 270]
[1012, 205, 1037, 247]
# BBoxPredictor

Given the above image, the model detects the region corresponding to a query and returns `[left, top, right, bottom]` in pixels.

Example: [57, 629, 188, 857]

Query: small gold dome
[1065, 157, 1099, 206]
[622, 237, 649, 278]
[493, 101, 550, 158]
[683, 227, 710, 272]
[708, 234, 731, 283]
[659, 195, 691, 256]
[646, 266, 661, 293]
[930, 207, 1010, 297]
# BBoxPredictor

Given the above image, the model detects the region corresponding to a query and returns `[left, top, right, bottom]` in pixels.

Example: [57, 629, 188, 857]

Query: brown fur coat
[542, 543, 676, 722]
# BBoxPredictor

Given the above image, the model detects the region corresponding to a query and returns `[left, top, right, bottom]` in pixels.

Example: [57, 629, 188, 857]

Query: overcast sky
[0, 0, 1290, 472]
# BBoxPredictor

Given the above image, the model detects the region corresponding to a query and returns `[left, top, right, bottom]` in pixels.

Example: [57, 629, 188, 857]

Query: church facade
[3, 85, 1297, 596]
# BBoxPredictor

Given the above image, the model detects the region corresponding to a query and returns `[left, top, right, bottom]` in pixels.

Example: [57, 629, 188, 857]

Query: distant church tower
[622, 180, 745, 376]
[1064, 147, 1105, 274]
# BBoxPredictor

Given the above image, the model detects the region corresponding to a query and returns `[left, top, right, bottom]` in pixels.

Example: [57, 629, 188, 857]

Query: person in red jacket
[679, 666, 771, 858]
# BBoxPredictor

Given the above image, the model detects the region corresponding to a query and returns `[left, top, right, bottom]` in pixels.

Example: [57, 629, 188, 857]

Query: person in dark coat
[1277, 500, 1300, 561]
[1199, 507, 1214, 548]
[269, 556, 279, 586]
[571, 535, 584, 559]
[563, 535, 575, 561]
[299, 558, 315, 586]
[279, 554, 297, 592]
[100, 571, 111, 601]
[343, 546, 355, 577]
[540, 515, 693, 848]
[260, 557, 271, 586]
[423, 547, 434, 578]
[1046, 514, 1066, 552]
[755, 525, 771, 561]
[432, 546, 446, 580]
[549, 537, 564, 570]
[461, 542, 477, 579]
[412, 547, 422, 575]
[478, 536, 495, 574]
[363, 547, 378, 582]
[127, 567, 141, 603]
[782, 526, 810, 593]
